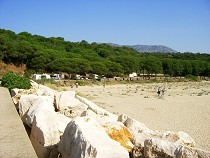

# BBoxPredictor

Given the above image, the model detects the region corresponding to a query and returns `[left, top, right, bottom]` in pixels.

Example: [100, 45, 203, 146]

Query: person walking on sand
[157, 86, 161, 96]
[76, 82, 78, 88]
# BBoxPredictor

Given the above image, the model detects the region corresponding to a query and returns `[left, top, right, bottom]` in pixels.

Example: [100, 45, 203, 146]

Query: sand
[69, 81, 210, 151]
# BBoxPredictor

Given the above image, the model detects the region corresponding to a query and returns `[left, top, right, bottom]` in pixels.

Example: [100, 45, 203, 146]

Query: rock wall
[11, 81, 210, 158]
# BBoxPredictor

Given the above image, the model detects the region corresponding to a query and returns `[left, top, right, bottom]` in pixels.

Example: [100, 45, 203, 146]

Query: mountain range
[107, 43, 177, 53]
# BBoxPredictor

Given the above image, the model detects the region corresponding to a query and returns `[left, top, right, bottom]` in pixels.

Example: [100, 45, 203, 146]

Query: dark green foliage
[1, 72, 31, 90]
[0, 28, 210, 77]
[186, 74, 199, 81]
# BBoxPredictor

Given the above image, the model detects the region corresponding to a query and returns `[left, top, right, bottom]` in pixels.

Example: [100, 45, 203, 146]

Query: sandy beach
[69, 81, 210, 151]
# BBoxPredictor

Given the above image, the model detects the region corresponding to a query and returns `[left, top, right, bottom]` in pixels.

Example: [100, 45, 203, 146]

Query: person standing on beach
[103, 83, 106, 91]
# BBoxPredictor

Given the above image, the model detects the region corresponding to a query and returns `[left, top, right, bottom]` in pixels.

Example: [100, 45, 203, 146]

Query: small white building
[129, 72, 137, 78]
[71, 74, 81, 80]
[32, 74, 51, 80]
[51, 74, 65, 80]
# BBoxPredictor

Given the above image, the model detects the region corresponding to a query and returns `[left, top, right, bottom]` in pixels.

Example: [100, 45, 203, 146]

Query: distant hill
[107, 43, 177, 53]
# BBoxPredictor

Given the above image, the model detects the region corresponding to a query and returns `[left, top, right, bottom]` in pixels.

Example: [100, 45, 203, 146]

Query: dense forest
[0, 28, 210, 78]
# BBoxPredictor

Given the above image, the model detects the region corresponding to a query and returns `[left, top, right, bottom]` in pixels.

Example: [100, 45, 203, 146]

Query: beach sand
[69, 81, 210, 151]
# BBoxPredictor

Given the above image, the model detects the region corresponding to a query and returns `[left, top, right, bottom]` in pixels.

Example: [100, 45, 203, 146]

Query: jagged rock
[54, 91, 88, 118]
[162, 131, 196, 147]
[81, 110, 134, 152]
[118, 114, 162, 139]
[59, 105, 87, 118]
[54, 91, 77, 110]
[104, 123, 134, 152]
[22, 96, 55, 127]
[30, 80, 39, 88]
[11, 88, 37, 107]
[118, 114, 196, 158]
[10, 88, 20, 97]
[144, 138, 210, 158]
[118, 114, 161, 158]
[81, 109, 98, 117]
[30, 110, 71, 158]
[76, 95, 118, 120]
[58, 117, 129, 158]
[55, 91, 87, 110]
[11, 88, 22, 107]
[36, 84, 56, 96]
[18, 94, 54, 117]
[11, 83, 209, 158]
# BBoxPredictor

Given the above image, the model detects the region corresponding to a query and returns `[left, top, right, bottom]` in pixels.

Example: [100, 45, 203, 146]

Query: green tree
[112, 56, 139, 74]
[104, 60, 123, 77]
[143, 57, 162, 77]
[48, 58, 92, 75]
[90, 61, 108, 75]
[162, 58, 173, 76]
[182, 60, 193, 76]
[172, 60, 184, 76]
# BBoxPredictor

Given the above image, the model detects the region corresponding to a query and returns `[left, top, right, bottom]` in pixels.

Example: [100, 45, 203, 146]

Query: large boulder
[144, 138, 210, 158]
[54, 91, 88, 118]
[118, 114, 162, 140]
[54, 91, 77, 110]
[18, 94, 54, 117]
[35, 84, 55, 96]
[22, 96, 55, 127]
[76, 95, 118, 120]
[11, 88, 38, 107]
[11, 88, 23, 107]
[30, 110, 71, 158]
[162, 131, 196, 147]
[118, 114, 196, 158]
[58, 117, 129, 158]
[103, 121, 134, 152]
[81, 110, 134, 152]
[118, 114, 162, 158]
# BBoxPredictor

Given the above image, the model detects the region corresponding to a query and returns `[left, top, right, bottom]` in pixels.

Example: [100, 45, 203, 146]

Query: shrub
[186, 74, 198, 81]
[1, 72, 31, 90]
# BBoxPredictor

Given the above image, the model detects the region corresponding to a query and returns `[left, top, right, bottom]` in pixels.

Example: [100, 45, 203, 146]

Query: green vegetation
[0, 28, 210, 78]
[1, 72, 31, 90]
[186, 74, 199, 81]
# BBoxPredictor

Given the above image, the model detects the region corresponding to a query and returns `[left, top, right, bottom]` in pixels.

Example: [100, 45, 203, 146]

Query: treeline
[0, 28, 210, 77]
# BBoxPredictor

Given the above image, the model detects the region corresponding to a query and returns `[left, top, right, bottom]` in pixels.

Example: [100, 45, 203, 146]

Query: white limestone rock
[30, 110, 71, 158]
[10, 88, 21, 97]
[144, 138, 210, 158]
[101, 119, 134, 152]
[11, 88, 37, 107]
[118, 114, 160, 158]
[58, 117, 129, 158]
[76, 95, 118, 120]
[119, 114, 198, 158]
[81, 109, 98, 118]
[81, 110, 134, 151]
[54, 91, 76, 110]
[22, 96, 55, 127]
[54, 91, 88, 118]
[11, 88, 22, 107]
[30, 80, 39, 88]
[36, 84, 55, 96]
[118, 114, 162, 139]
[162, 131, 196, 147]
[59, 105, 87, 119]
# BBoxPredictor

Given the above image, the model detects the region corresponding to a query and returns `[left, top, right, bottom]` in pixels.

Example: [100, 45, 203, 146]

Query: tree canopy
[0, 28, 210, 77]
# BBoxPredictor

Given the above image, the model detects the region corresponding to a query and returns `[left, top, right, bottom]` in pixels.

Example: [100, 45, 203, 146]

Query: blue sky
[0, 0, 210, 53]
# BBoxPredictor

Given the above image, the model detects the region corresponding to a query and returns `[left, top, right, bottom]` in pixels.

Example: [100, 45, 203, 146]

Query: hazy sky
[0, 0, 210, 53]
